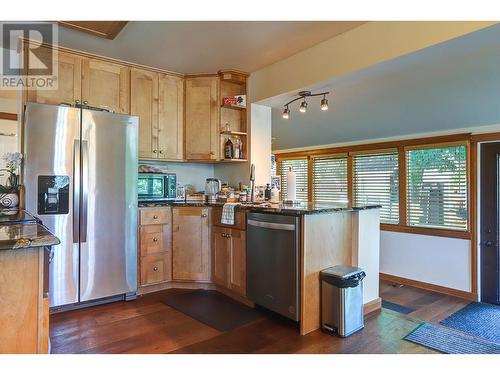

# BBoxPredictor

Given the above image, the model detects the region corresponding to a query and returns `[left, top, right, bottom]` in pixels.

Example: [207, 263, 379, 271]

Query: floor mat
[404, 322, 500, 354]
[382, 300, 415, 314]
[441, 302, 500, 344]
[163, 289, 263, 331]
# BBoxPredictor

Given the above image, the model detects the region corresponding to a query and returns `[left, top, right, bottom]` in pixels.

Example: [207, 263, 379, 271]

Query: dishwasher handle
[247, 219, 296, 231]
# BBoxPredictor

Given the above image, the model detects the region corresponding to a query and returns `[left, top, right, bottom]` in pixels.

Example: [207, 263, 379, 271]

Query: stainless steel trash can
[320, 265, 366, 337]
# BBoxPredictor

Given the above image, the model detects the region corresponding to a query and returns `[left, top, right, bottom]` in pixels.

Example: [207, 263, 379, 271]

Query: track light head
[321, 96, 329, 111]
[299, 100, 307, 113]
[282, 106, 290, 119]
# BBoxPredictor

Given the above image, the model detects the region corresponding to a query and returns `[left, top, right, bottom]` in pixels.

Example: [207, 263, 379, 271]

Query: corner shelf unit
[218, 70, 249, 161]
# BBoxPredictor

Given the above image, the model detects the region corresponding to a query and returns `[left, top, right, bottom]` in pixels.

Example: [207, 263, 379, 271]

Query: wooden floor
[49, 281, 471, 354]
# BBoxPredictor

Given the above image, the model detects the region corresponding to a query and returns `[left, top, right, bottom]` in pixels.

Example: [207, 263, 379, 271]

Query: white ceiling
[57, 21, 364, 73]
[267, 24, 500, 151]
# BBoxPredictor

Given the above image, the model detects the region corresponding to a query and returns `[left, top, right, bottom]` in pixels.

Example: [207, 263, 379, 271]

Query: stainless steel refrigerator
[24, 103, 138, 308]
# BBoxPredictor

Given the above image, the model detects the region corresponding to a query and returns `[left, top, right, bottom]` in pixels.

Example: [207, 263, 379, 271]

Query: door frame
[479, 142, 500, 304]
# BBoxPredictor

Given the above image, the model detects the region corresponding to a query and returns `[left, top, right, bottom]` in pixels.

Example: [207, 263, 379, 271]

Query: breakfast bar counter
[0, 209, 59, 353]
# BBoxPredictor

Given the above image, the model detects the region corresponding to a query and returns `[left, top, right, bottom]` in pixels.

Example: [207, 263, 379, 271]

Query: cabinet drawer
[212, 207, 246, 230]
[139, 207, 171, 225]
[140, 253, 171, 286]
[139, 224, 171, 257]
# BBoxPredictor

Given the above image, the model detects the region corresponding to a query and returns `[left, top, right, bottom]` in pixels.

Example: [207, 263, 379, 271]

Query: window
[353, 151, 399, 224]
[312, 155, 348, 204]
[279, 158, 308, 202]
[406, 145, 467, 231]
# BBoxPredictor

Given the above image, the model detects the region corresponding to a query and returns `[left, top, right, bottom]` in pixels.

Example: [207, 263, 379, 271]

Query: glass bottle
[224, 137, 233, 159]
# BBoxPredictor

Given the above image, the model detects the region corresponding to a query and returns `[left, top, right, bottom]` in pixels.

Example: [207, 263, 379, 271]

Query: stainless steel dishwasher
[247, 212, 301, 321]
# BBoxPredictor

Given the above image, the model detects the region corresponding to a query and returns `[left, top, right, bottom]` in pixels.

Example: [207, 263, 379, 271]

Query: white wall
[214, 103, 273, 188]
[380, 231, 472, 292]
[250, 104, 272, 186]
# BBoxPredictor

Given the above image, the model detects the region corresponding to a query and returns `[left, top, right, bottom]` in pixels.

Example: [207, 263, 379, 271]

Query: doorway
[480, 142, 500, 304]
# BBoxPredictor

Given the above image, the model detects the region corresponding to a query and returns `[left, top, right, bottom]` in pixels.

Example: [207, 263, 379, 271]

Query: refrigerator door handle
[81, 140, 89, 243]
[73, 139, 80, 244]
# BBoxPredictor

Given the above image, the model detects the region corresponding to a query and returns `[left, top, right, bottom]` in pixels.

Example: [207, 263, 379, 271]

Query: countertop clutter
[138, 201, 381, 216]
[0, 209, 60, 250]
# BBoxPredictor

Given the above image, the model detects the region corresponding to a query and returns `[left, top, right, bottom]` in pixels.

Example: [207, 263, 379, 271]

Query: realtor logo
[0, 22, 58, 90]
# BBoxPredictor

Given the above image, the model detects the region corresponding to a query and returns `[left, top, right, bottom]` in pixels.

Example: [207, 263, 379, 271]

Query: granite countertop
[0, 209, 60, 251]
[139, 201, 381, 215]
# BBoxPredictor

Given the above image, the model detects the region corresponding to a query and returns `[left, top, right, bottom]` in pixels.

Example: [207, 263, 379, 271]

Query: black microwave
[138, 173, 177, 201]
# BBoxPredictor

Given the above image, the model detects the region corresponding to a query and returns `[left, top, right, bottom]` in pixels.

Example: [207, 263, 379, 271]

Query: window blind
[279, 158, 308, 202]
[353, 151, 399, 224]
[312, 156, 348, 204]
[406, 145, 467, 231]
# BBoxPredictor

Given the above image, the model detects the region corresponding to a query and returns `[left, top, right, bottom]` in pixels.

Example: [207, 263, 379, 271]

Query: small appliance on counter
[138, 173, 177, 202]
[205, 178, 222, 203]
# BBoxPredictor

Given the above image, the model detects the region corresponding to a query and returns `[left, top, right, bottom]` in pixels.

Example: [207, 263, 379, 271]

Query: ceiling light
[282, 106, 290, 119]
[282, 90, 330, 117]
[299, 100, 307, 113]
[321, 96, 328, 111]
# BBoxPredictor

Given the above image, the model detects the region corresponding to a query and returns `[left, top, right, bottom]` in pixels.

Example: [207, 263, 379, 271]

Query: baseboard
[364, 297, 382, 315]
[137, 280, 215, 295]
[380, 273, 478, 301]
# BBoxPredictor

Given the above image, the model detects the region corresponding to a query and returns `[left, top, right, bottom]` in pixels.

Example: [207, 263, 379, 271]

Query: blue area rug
[382, 300, 415, 314]
[404, 323, 500, 354]
[441, 302, 500, 345]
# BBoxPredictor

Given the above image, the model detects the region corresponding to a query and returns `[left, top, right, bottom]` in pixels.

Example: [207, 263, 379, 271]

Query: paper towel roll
[286, 167, 296, 202]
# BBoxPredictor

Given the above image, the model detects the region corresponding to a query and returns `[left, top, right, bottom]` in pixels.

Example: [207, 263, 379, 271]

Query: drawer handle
[201, 214, 207, 218]
[153, 237, 158, 242]
[153, 150, 157, 153]
[153, 215, 158, 219]
[153, 266, 159, 272]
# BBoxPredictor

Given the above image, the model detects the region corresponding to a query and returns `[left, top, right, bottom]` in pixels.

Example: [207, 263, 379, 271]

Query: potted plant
[0, 152, 23, 208]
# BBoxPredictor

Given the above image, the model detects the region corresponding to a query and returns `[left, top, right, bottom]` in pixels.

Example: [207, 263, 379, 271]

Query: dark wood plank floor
[49, 281, 471, 354]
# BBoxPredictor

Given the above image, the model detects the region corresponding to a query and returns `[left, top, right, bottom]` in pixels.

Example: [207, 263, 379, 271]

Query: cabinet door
[27, 47, 82, 105]
[172, 207, 210, 281]
[158, 74, 184, 160]
[212, 226, 229, 287]
[131, 69, 159, 159]
[185, 77, 219, 160]
[81, 59, 130, 113]
[228, 229, 246, 296]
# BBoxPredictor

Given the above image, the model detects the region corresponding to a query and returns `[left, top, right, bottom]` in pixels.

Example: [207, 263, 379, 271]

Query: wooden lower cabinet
[212, 225, 247, 297]
[138, 207, 172, 286]
[0, 247, 49, 353]
[172, 207, 210, 281]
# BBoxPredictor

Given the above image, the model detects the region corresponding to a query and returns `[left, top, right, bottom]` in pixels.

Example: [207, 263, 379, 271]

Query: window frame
[351, 148, 400, 225]
[311, 153, 349, 205]
[276, 155, 310, 202]
[274, 134, 472, 239]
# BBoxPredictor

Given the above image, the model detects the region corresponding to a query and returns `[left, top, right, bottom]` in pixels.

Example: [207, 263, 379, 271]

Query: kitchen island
[0, 209, 59, 354]
[139, 201, 381, 336]
[247, 202, 381, 335]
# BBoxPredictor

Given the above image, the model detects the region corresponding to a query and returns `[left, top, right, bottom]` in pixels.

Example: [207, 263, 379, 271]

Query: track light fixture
[282, 90, 330, 119]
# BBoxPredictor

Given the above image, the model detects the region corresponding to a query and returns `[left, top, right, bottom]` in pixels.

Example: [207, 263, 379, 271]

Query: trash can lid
[320, 265, 364, 280]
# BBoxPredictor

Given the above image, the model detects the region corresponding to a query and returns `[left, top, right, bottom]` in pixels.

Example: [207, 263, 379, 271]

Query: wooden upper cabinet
[172, 207, 210, 281]
[158, 74, 184, 160]
[27, 47, 82, 105]
[185, 77, 219, 160]
[81, 59, 130, 113]
[130, 68, 159, 159]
